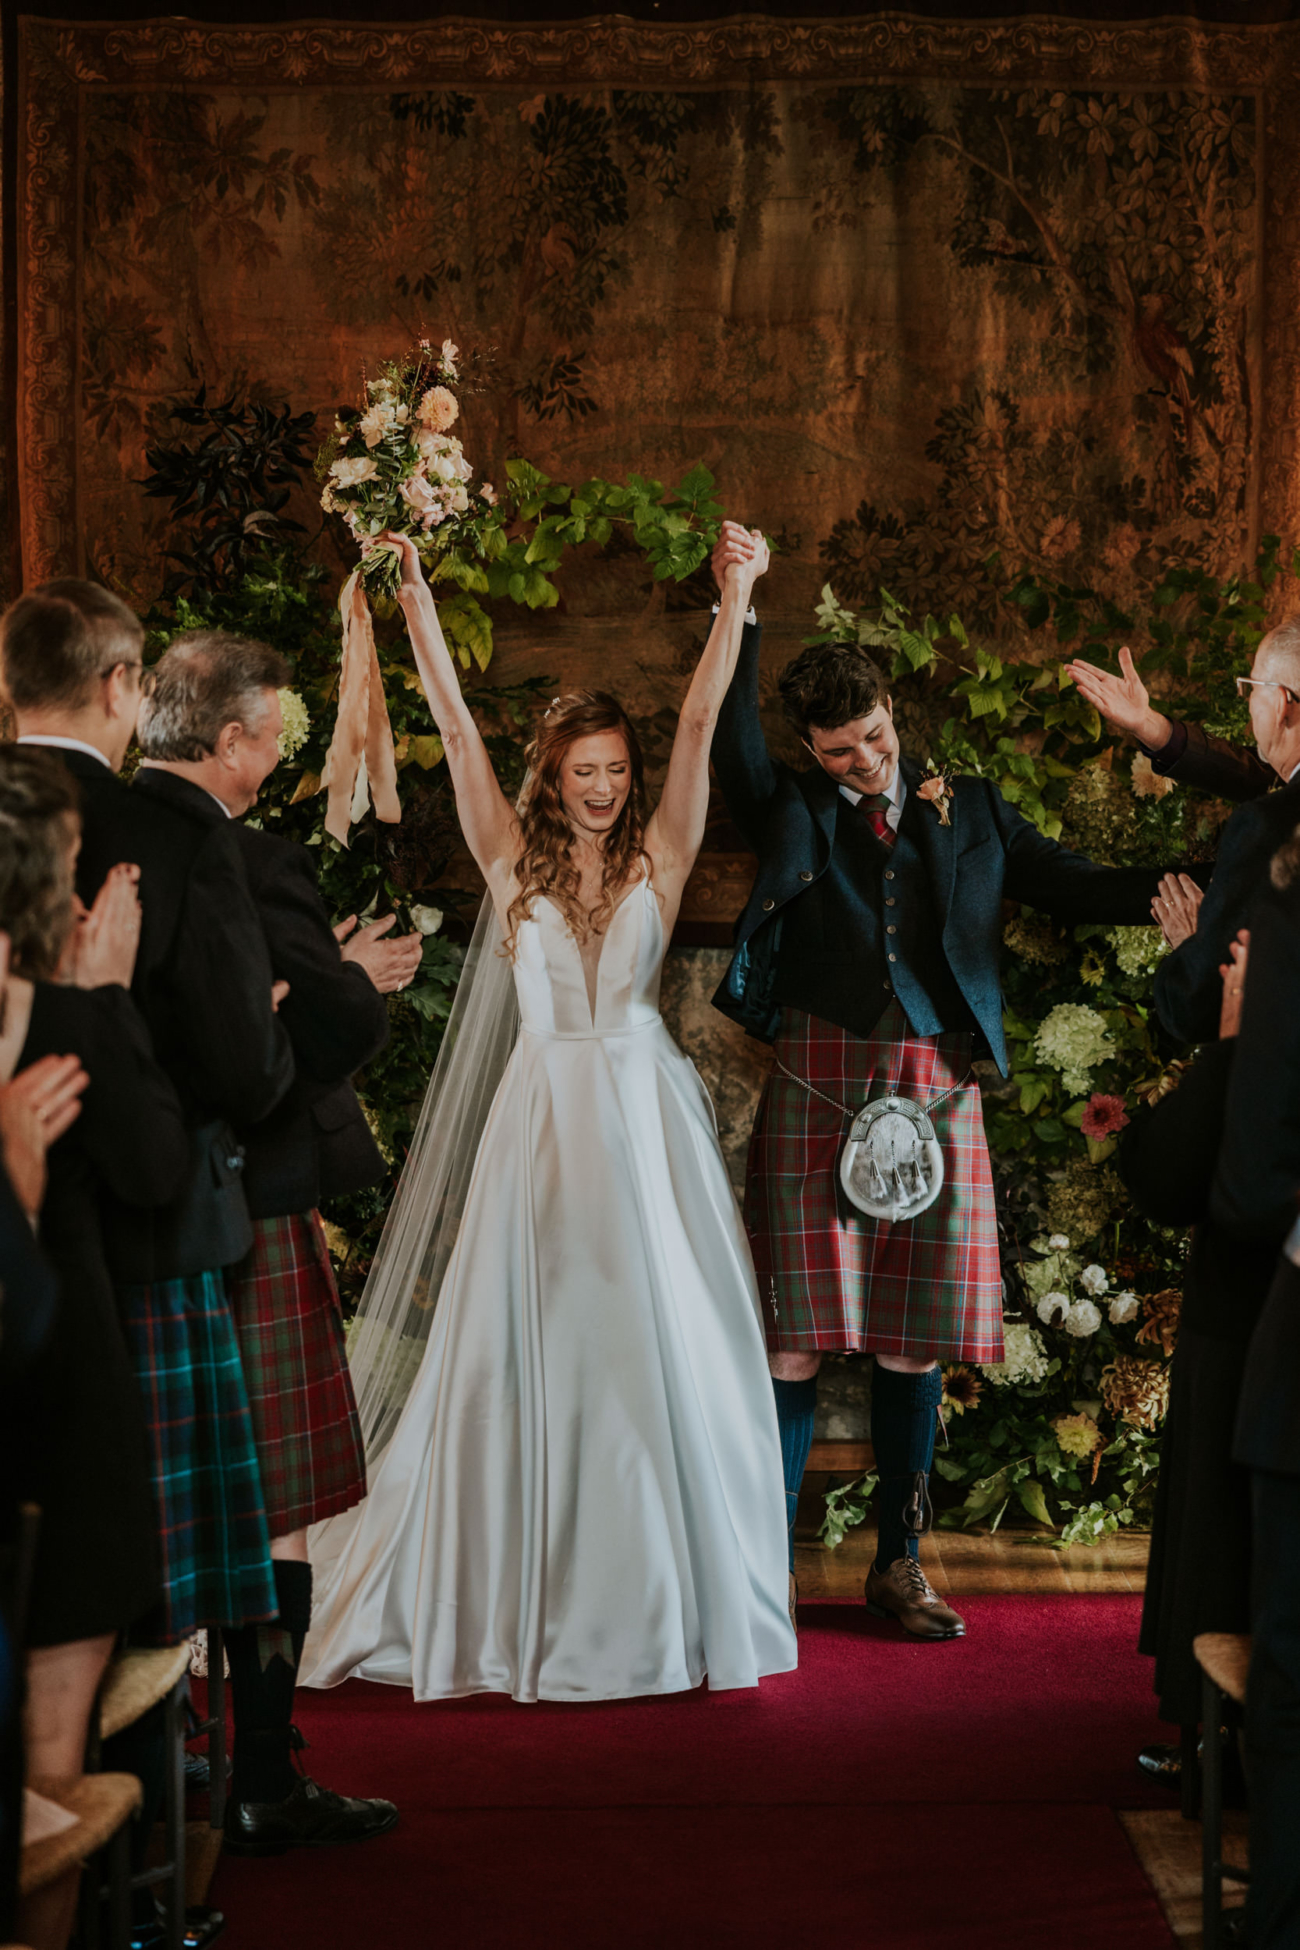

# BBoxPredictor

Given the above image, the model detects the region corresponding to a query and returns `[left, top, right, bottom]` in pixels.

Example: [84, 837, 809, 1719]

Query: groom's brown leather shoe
[865, 1557, 965, 1640]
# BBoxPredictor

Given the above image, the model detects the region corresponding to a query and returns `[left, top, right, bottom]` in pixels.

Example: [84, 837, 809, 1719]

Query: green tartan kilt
[744, 1003, 1005, 1362]
[120, 1268, 277, 1644]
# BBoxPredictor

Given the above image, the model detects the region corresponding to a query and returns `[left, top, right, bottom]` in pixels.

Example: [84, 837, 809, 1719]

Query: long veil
[344, 891, 519, 1463]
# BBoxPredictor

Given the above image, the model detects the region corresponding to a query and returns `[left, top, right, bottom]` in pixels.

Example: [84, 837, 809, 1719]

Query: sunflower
[1101, 1355, 1170, 1432]
[942, 1365, 983, 1416]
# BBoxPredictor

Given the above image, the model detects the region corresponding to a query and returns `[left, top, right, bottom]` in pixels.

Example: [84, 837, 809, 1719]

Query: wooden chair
[1193, 1631, 1252, 1950]
[84, 1643, 192, 1950]
[19, 1772, 142, 1950]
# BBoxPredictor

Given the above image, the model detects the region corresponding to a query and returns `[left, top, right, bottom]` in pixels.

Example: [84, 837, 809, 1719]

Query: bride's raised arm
[645, 522, 769, 890]
[386, 533, 519, 886]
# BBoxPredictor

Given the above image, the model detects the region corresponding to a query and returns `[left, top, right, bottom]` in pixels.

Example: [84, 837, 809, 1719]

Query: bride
[301, 523, 796, 1702]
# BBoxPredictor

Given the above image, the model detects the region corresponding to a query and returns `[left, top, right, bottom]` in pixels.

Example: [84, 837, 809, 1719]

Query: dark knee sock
[772, 1376, 818, 1573]
[871, 1363, 942, 1572]
[227, 1559, 313, 1805]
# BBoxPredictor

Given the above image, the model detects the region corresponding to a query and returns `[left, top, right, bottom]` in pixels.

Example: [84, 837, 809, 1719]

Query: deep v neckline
[547, 870, 652, 1027]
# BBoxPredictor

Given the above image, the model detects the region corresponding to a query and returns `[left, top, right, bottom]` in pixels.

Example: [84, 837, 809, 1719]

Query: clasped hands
[711, 519, 770, 597]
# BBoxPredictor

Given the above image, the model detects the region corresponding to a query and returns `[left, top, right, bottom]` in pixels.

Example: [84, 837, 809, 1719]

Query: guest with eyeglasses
[1067, 620, 1300, 1043]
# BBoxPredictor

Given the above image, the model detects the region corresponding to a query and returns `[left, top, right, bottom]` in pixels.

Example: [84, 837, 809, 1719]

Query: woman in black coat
[1119, 937, 1286, 1729]
[0, 747, 189, 1786]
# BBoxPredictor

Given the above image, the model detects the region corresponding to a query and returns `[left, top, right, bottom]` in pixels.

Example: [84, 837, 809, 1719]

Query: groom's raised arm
[712, 617, 779, 852]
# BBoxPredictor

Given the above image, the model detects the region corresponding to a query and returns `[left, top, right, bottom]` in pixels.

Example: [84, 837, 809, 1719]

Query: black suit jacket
[23, 748, 295, 1278]
[1153, 773, 1300, 1045]
[711, 622, 1171, 1070]
[1148, 719, 1274, 802]
[231, 824, 388, 1219]
[1209, 873, 1300, 1475]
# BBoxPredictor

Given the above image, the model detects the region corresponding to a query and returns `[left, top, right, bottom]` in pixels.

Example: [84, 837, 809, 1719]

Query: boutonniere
[916, 768, 953, 827]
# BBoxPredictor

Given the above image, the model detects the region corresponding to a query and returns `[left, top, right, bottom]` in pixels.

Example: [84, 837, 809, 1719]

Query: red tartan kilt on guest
[225, 1211, 367, 1537]
[745, 1000, 1005, 1363]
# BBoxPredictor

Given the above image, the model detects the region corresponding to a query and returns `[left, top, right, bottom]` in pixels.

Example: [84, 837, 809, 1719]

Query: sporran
[775, 1059, 970, 1224]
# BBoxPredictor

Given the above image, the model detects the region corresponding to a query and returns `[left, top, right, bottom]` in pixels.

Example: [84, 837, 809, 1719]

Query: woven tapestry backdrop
[17, 11, 1300, 662]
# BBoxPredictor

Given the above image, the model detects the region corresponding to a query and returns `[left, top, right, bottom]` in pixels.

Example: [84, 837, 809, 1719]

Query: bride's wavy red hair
[504, 689, 647, 956]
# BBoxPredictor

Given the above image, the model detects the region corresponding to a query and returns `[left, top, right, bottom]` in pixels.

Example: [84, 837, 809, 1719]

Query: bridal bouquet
[317, 338, 494, 601]
[314, 337, 494, 846]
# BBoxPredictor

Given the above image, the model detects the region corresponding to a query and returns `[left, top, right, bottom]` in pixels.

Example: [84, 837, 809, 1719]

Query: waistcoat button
[886, 897, 896, 907]
[762, 897, 776, 911]
[884, 870, 895, 881]
[888, 953, 897, 962]
[799, 870, 814, 882]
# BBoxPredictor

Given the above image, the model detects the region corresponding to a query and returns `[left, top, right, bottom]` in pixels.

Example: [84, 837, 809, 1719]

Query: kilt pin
[225, 1210, 368, 1538]
[746, 1000, 1003, 1361]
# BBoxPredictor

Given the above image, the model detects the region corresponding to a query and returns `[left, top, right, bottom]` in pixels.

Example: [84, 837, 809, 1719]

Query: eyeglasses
[1236, 675, 1298, 702]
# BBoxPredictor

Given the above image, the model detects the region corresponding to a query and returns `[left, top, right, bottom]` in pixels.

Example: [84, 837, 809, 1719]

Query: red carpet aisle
[210, 1596, 1177, 1949]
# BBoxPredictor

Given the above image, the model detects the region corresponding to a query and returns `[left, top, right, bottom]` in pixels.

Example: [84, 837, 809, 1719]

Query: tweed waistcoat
[770, 794, 978, 1044]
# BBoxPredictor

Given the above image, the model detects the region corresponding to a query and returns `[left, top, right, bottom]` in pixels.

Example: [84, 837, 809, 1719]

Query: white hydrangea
[1108, 925, 1169, 978]
[1048, 1233, 1071, 1250]
[1079, 1263, 1108, 1297]
[1108, 1290, 1139, 1325]
[1037, 1292, 1070, 1326]
[981, 1321, 1051, 1387]
[276, 689, 310, 760]
[1064, 1298, 1103, 1338]
[1034, 1003, 1116, 1096]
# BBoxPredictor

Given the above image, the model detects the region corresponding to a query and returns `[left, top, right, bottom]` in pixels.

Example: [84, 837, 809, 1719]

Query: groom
[709, 523, 1182, 1638]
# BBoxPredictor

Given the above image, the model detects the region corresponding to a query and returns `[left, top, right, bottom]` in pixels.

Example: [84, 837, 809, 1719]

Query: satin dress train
[302, 876, 796, 1702]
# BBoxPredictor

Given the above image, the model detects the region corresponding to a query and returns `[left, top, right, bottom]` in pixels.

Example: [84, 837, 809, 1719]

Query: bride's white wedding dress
[301, 873, 796, 1702]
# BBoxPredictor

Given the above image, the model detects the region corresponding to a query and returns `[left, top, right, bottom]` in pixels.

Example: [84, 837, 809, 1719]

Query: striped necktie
[860, 792, 896, 848]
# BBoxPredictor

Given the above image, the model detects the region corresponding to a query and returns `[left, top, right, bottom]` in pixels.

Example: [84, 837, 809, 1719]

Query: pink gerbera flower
[1081, 1093, 1129, 1141]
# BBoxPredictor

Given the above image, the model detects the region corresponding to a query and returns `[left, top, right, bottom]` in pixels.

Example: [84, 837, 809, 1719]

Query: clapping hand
[1065, 646, 1172, 751]
[711, 520, 770, 599]
[58, 863, 143, 990]
[1218, 929, 1250, 1039]
[334, 912, 425, 995]
[0, 1052, 90, 1218]
[1152, 872, 1204, 948]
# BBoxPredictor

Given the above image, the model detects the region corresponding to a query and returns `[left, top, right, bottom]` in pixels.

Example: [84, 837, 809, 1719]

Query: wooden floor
[793, 1478, 1151, 1596]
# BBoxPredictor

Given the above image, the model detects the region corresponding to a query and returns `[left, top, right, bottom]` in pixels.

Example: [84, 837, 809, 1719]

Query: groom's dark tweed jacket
[710, 623, 1175, 1074]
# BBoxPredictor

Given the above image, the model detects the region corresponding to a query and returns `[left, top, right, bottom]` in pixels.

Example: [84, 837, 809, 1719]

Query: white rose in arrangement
[359, 402, 396, 448]
[1034, 1002, 1116, 1097]
[981, 1321, 1051, 1387]
[1065, 1298, 1103, 1337]
[428, 448, 461, 484]
[1036, 1292, 1070, 1326]
[409, 904, 443, 935]
[1108, 1291, 1139, 1325]
[450, 483, 470, 514]
[276, 689, 311, 760]
[1048, 1233, 1071, 1251]
[330, 454, 379, 489]
[1080, 1264, 1109, 1296]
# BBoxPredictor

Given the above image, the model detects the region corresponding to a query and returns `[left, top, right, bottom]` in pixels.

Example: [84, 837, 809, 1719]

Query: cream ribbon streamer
[320, 566, 402, 846]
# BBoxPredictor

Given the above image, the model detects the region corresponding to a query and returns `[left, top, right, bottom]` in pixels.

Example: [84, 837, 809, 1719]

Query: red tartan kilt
[744, 1003, 1005, 1362]
[225, 1211, 367, 1536]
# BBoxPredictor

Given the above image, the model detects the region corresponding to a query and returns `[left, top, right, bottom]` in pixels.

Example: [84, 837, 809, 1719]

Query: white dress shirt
[837, 765, 906, 832]
[15, 734, 111, 769]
